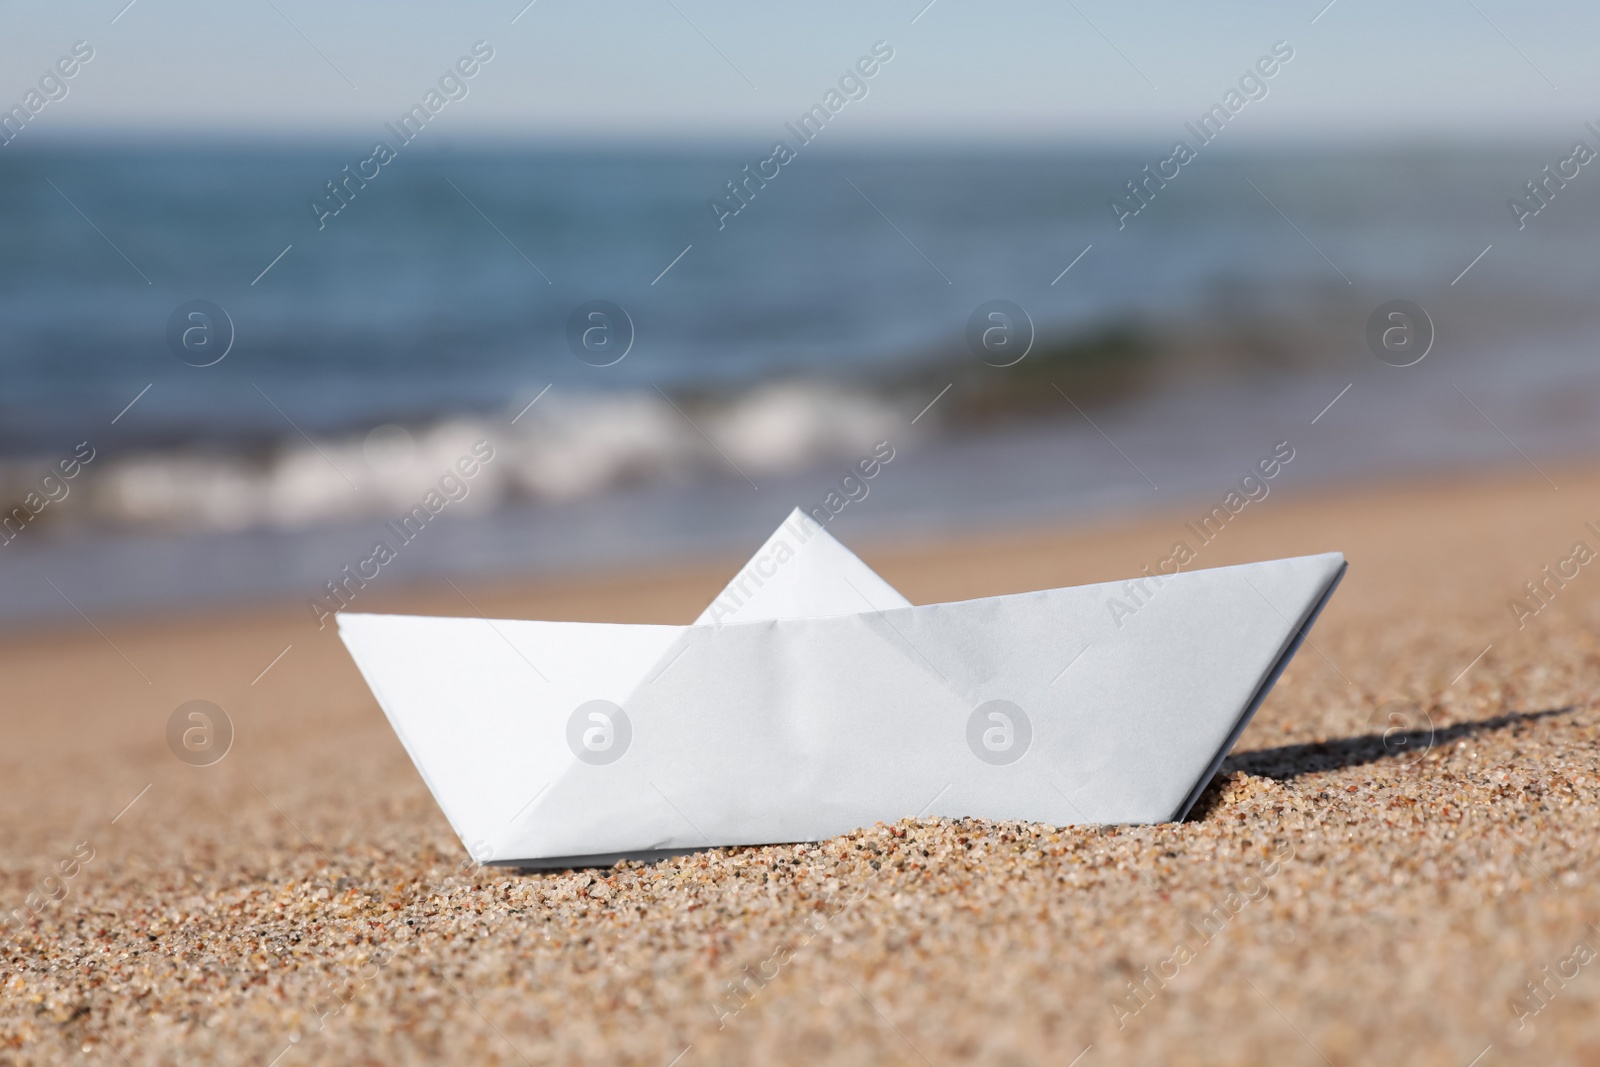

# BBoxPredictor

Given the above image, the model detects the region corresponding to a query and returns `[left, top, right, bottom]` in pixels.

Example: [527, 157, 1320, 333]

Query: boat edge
[1169, 558, 1349, 823]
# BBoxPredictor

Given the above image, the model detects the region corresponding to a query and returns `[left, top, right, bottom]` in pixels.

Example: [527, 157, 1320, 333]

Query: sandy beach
[3, 468, 1599, 1066]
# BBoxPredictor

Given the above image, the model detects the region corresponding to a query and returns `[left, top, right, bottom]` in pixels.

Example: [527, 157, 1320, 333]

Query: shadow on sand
[1187, 705, 1577, 821]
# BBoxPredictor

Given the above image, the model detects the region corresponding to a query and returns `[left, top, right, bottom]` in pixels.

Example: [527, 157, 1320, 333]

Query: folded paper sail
[338, 509, 1345, 868]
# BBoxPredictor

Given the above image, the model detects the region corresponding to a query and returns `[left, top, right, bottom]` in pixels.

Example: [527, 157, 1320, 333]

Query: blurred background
[4, 0, 1599, 624]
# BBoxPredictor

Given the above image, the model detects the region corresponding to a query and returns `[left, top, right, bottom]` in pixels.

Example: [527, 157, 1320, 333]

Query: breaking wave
[0, 381, 910, 534]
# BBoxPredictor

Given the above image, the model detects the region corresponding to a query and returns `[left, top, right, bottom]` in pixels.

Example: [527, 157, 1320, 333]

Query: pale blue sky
[2, 0, 1594, 142]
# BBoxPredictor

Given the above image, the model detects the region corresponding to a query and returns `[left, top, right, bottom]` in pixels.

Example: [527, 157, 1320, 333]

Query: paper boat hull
[339, 551, 1345, 868]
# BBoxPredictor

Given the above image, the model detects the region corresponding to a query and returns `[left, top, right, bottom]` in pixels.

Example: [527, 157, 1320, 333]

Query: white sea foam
[0, 383, 907, 533]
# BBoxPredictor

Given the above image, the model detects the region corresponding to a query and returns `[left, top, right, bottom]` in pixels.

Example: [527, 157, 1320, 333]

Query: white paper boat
[338, 509, 1345, 868]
